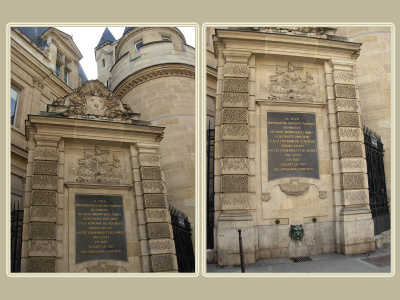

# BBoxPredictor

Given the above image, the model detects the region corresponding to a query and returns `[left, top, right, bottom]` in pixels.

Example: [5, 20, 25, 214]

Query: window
[162, 36, 171, 41]
[102, 59, 105, 67]
[11, 87, 18, 125]
[64, 69, 69, 84]
[65, 60, 69, 68]
[56, 63, 61, 78]
[107, 78, 112, 89]
[135, 40, 143, 51]
[57, 52, 62, 61]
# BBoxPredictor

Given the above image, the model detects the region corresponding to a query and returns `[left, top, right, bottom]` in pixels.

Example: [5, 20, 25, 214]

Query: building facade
[10, 26, 195, 273]
[206, 26, 391, 266]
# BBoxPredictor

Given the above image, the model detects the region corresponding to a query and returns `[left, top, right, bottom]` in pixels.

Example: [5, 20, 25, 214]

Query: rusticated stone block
[342, 190, 369, 205]
[341, 173, 366, 189]
[28, 240, 57, 256]
[142, 180, 164, 193]
[28, 257, 56, 272]
[147, 223, 171, 239]
[31, 190, 57, 206]
[222, 108, 248, 123]
[150, 254, 176, 272]
[33, 161, 58, 175]
[223, 78, 248, 93]
[333, 71, 355, 85]
[337, 112, 360, 127]
[221, 158, 249, 174]
[30, 206, 57, 222]
[222, 92, 249, 107]
[221, 193, 249, 210]
[223, 63, 250, 78]
[334, 84, 357, 98]
[221, 175, 248, 192]
[143, 194, 167, 208]
[148, 239, 175, 255]
[340, 158, 365, 173]
[138, 154, 160, 167]
[335, 98, 359, 112]
[339, 142, 363, 157]
[222, 141, 248, 157]
[145, 209, 169, 223]
[30, 223, 56, 239]
[140, 167, 162, 180]
[338, 128, 362, 142]
[33, 148, 58, 161]
[32, 175, 58, 190]
[221, 124, 249, 140]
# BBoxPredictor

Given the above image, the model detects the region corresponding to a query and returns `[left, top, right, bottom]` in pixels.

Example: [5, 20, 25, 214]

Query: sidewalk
[207, 240, 391, 273]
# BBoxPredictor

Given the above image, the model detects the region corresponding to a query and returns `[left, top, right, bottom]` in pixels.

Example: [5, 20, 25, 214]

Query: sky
[56, 27, 195, 80]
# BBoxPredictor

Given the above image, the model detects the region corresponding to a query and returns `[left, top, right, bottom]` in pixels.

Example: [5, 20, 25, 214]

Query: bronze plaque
[75, 195, 127, 263]
[267, 112, 319, 180]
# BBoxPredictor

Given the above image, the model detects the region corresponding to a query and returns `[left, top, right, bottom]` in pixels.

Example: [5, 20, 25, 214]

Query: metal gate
[11, 202, 23, 272]
[363, 126, 390, 235]
[206, 125, 215, 249]
[169, 206, 195, 272]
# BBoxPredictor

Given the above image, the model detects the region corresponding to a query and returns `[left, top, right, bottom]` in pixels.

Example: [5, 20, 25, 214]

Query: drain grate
[361, 255, 391, 267]
[290, 256, 313, 263]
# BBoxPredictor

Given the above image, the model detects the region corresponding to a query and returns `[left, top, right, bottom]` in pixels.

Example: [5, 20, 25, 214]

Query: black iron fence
[169, 206, 195, 272]
[206, 125, 215, 250]
[363, 126, 390, 235]
[11, 202, 23, 272]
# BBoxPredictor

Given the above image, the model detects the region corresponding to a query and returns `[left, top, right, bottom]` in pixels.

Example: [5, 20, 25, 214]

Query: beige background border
[1, 0, 398, 298]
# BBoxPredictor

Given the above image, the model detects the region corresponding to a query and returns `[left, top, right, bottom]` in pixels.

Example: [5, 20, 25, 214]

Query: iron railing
[363, 126, 390, 235]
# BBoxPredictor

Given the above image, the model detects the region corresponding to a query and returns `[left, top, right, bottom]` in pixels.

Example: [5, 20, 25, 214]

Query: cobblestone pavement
[206, 240, 391, 274]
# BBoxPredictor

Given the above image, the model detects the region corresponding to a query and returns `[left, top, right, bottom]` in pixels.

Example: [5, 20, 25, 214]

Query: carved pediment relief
[261, 63, 320, 102]
[44, 80, 150, 125]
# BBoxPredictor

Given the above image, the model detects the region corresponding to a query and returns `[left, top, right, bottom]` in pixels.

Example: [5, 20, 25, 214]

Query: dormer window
[64, 69, 69, 84]
[135, 40, 143, 51]
[56, 63, 61, 78]
[55, 51, 71, 86]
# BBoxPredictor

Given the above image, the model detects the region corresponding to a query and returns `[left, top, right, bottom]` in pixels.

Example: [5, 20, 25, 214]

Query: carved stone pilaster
[22, 135, 61, 273]
[328, 60, 373, 255]
[134, 143, 177, 272]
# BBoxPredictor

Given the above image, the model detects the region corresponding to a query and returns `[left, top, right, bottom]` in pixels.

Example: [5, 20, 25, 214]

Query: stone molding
[114, 64, 195, 99]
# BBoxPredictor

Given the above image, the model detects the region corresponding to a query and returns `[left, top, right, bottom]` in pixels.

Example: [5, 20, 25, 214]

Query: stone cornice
[113, 63, 195, 99]
[213, 29, 361, 61]
[26, 115, 165, 144]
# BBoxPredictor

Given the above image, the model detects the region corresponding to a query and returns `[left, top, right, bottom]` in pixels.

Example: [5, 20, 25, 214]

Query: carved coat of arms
[72, 146, 124, 184]
[262, 63, 319, 102]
